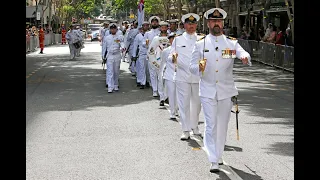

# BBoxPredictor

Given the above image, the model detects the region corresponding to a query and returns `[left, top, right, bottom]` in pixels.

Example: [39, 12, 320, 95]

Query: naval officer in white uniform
[102, 23, 126, 93]
[168, 13, 203, 140]
[144, 16, 161, 96]
[190, 8, 251, 173]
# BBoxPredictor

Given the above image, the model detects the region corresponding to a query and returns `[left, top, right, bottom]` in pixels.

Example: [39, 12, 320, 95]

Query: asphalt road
[26, 41, 294, 180]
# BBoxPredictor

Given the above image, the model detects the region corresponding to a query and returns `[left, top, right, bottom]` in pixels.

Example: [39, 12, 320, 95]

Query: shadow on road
[232, 61, 294, 158]
[230, 166, 264, 180]
[26, 50, 156, 114]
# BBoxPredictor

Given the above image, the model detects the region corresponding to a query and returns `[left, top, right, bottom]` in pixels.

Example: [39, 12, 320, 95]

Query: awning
[266, 8, 288, 13]
[26, 5, 46, 18]
[238, 12, 258, 16]
[251, 8, 264, 13]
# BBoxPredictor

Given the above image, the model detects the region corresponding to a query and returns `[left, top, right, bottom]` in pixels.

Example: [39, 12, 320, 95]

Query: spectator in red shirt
[275, 26, 284, 45]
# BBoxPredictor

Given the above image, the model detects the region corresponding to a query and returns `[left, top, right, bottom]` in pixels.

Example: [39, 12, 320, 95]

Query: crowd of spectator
[222, 23, 294, 47]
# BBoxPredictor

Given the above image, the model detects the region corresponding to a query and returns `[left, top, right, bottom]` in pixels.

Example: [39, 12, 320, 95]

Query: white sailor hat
[103, 21, 109, 25]
[204, 8, 227, 20]
[167, 19, 178, 24]
[109, 23, 117, 29]
[149, 16, 160, 24]
[123, 21, 129, 24]
[181, 13, 200, 23]
[142, 21, 150, 25]
[159, 21, 169, 26]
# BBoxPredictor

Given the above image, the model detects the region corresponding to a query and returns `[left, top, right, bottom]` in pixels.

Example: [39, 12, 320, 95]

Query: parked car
[87, 24, 101, 42]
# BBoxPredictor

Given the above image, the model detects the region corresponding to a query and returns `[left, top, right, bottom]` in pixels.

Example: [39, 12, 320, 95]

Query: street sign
[36, 12, 40, 20]
[129, 14, 134, 19]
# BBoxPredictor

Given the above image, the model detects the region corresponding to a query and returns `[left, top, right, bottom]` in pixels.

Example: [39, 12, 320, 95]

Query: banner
[137, 0, 144, 28]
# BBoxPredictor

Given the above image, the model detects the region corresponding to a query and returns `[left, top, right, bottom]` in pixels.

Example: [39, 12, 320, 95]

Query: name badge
[222, 49, 236, 59]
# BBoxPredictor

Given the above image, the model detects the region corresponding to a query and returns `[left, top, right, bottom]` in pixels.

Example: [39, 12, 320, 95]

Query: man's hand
[199, 58, 207, 72]
[240, 57, 248, 65]
[122, 48, 126, 52]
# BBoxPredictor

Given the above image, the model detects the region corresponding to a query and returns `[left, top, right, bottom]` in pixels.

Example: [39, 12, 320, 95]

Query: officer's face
[185, 22, 197, 34]
[151, 20, 159, 29]
[110, 27, 117, 34]
[170, 23, 176, 29]
[143, 24, 149, 31]
[207, 19, 223, 35]
[160, 25, 168, 32]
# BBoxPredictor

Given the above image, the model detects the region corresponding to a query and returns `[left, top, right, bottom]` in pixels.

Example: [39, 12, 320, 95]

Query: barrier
[237, 38, 294, 73]
[26, 33, 62, 53]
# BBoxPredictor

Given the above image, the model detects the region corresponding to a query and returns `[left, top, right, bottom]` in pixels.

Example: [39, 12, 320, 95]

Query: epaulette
[197, 33, 206, 36]
[226, 36, 237, 40]
[197, 35, 206, 41]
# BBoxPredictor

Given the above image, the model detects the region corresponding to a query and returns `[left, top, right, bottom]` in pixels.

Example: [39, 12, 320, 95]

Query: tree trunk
[48, 0, 52, 29]
[177, 0, 182, 21]
[262, 0, 271, 30]
[284, 0, 294, 43]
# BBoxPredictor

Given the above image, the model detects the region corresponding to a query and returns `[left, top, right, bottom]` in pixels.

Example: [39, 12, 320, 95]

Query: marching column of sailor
[98, 7, 251, 173]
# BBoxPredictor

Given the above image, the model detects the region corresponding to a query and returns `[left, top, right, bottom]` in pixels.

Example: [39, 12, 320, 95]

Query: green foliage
[144, 0, 164, 15]
[113, 0, 138, 11]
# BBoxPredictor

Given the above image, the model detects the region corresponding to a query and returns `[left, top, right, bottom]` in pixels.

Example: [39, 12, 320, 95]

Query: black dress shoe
[137, 83, 141, 87]
[140, 85, 145, 89]
[160, 100, 165, 106]
[146, 82, 150, 87]
[164, 98, 169, 104]
[106, 84, 108, 88]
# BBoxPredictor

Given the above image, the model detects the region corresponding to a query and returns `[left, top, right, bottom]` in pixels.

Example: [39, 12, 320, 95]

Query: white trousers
[68, 44, 76, 59]
[121, 51, 126, 62]
[148, 62, 158, 92]
[145, 59, 150, 85]
[158, 74, 167, 101]
[129, 56, 136, 73]
[176, 81, 201, 132]
[136, 54, 147, 85]
[165, 80, 178, 116]
[106, 55, 121, 90]
[200, 96, 233, 163]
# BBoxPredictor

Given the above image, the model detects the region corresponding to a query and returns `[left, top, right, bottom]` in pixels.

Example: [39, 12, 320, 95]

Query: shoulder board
[197, 35, 206, 41]
[226, 36, 237, 40]
[197, 33, 206, 36]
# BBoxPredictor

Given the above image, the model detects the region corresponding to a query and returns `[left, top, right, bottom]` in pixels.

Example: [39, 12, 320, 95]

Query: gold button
[216, 59, 218, 61]
[216, 70, 218, 72]
[216, 80, 218, 83]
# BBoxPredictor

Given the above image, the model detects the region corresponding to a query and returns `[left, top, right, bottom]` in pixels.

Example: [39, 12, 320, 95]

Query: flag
[137, 0, 144, 28]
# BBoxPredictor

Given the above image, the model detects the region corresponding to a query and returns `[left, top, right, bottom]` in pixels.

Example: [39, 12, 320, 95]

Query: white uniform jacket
[144, 28, 161, 50]
[126, 28, 140, 56]
[132, 32, 147, 58]
[102, 34, 125, 60]
[66, 30, 81, 44]
[176, 28, 185, 35]
[168, 32, 202, 83]
[190, 34, 252, 100]
[162, 46, 175, 82]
